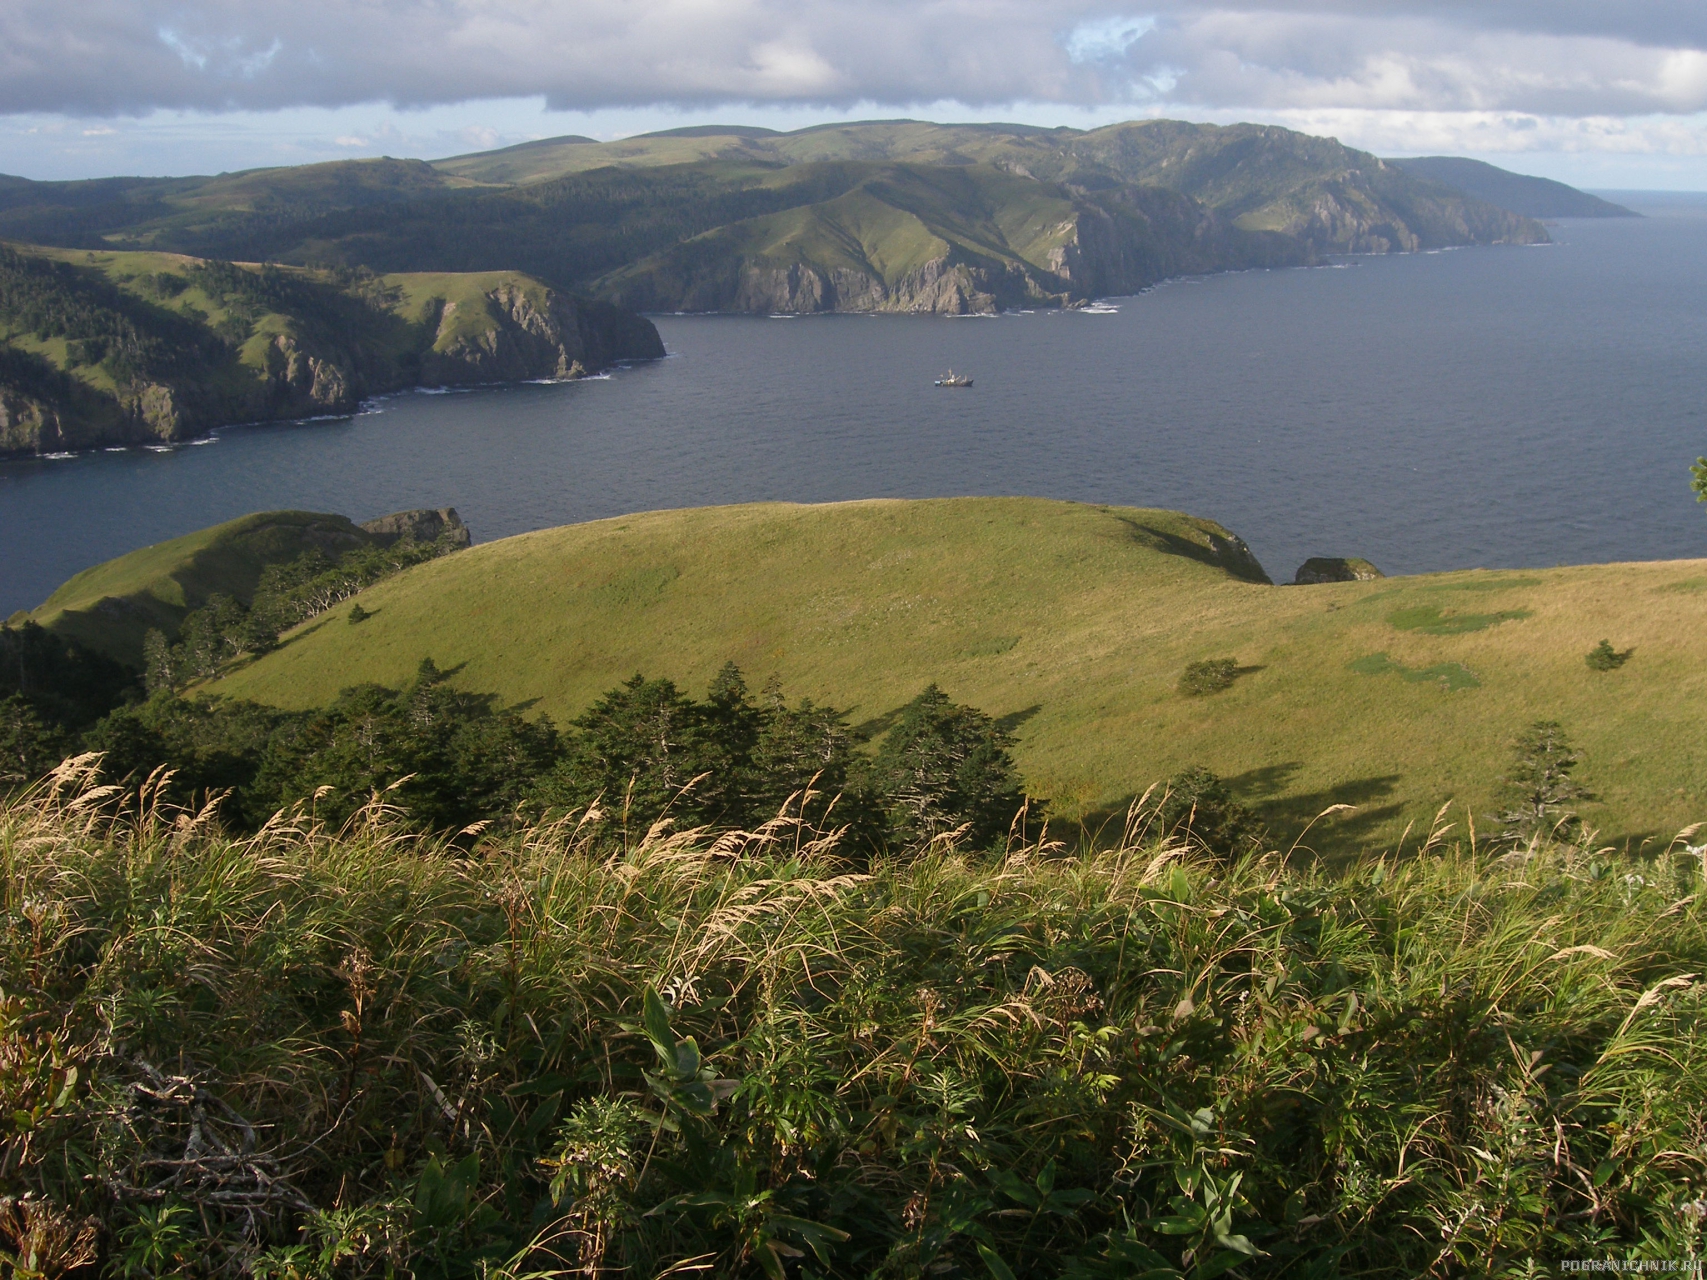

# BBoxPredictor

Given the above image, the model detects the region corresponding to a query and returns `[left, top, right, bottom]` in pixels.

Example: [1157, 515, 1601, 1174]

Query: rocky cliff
[359, 507, 471, 547]
[418, 284, 662, 384]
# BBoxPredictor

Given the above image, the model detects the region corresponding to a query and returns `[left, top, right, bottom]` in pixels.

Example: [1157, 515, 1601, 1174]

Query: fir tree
[1494, 720, 1593, 842]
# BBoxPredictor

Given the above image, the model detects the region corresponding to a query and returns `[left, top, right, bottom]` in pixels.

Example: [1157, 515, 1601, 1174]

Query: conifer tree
[1494, 720, 1592, 842]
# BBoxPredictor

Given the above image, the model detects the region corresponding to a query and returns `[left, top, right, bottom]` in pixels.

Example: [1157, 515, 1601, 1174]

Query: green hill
[191, 497, 1707, 855]
[28, 510, 389, 665]
[0, 120, 1548, 318]
[0, 243, 663, 454]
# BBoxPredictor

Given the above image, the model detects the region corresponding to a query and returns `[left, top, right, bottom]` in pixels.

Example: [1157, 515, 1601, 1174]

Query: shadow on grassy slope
[1112, 517, 1273, 584]
[1225, 764, 1406, 858]
[1063, 765, 1403, 858]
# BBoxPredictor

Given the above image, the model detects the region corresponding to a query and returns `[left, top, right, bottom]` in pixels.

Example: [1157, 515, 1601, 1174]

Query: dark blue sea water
[5, 192, 1706, 617]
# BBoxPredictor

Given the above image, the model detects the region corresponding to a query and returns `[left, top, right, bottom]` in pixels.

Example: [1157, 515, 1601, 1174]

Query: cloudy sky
[3, 0, 1705, 187]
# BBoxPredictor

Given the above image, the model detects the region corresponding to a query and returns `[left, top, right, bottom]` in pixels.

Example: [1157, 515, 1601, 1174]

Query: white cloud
[4, 1, 1698, 119]
[0, 2, 1704, 184]
[1065, 16, 1157, 65]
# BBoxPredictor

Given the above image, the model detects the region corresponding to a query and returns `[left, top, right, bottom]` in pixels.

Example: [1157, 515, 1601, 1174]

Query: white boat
[934, 370, 974, 387]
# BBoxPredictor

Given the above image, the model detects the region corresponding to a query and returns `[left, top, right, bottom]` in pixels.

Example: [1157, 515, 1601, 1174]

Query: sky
[3, 1, 1705, 189]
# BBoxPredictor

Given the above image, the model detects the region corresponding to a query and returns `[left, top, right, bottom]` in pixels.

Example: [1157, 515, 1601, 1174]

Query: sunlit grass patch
[1386, 604, 1531, 634]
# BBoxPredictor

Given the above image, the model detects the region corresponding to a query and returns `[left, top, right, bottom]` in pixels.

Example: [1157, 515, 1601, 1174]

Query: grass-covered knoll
[1, 767, 1701, 1276]
[0, 243, 662, 454]
[207, 497, 1707, 855]
[27, 510, 382, 665]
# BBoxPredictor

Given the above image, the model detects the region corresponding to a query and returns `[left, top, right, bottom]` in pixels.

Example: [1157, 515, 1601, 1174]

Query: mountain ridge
[0, 119, 1556, 318]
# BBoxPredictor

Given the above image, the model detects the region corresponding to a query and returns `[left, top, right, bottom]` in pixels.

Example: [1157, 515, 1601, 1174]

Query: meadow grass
[0, 759, 1702, 1277]
[199, 497, 1707, 858]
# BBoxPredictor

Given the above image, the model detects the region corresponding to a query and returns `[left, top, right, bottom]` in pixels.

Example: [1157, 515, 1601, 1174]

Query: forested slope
[0, 243, 662, 454]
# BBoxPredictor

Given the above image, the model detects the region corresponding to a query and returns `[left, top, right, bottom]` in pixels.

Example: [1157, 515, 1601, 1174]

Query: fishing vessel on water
[934, 370, 973, 387]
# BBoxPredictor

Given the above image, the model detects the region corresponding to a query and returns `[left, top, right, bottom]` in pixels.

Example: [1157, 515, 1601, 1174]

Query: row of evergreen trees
[1, 620, 1597, 854]
[80, 661, 1031, 852]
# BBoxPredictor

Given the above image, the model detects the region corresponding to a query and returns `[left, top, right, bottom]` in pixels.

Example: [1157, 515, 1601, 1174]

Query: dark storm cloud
[2, 1, 1703, 117]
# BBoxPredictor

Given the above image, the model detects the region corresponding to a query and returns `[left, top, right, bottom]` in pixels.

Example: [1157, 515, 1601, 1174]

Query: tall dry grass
[0, 759, 1702, 1277]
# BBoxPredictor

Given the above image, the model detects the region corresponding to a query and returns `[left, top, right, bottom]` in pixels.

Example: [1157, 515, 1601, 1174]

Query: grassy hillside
[203, 497, 1707, 855]
[0, 158, 1307, 315]
[0, 157, 477, 248]
[28, 510, 380, 664]
[0, 243, 662, 454]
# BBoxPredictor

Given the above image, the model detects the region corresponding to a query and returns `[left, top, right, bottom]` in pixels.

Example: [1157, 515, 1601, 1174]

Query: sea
[4, 192, 1705, 617]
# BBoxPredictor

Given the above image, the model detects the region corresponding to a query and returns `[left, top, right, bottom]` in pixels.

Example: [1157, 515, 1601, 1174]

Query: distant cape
[1389, 156, 1637, 219]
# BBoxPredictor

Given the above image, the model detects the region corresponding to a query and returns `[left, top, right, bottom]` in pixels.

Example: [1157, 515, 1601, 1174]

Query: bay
[4, 191, 1706, 618]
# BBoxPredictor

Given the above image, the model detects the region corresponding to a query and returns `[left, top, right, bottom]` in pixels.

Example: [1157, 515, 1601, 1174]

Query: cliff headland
[0, 245, 664, 455]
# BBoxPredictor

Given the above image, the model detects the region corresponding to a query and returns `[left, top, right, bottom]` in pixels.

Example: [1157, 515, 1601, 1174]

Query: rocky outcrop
[359, 507, 471, 547]
[1206, 531, 1273, 585]
[260, 335, 358, 414]
[125, 382, 188, 439]
[421, 285, 664, 384]
[1293, 557, 1384, 584]
[0, 386, 63, 454]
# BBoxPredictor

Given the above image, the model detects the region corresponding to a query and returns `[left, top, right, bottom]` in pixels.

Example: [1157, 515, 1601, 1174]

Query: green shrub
[1585, 638, 1629, 670]
[862, 683, 1025, 850]
[1178, 657, 1238, 696]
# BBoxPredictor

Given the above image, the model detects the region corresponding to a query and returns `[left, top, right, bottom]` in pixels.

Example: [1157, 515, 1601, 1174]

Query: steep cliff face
[0, 386, 61, 454]
[1247, 172, 1546, 255]
[260, 334, 359, 413]
[0, 369, 174, 453]
[717, 257, 1051, 316]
